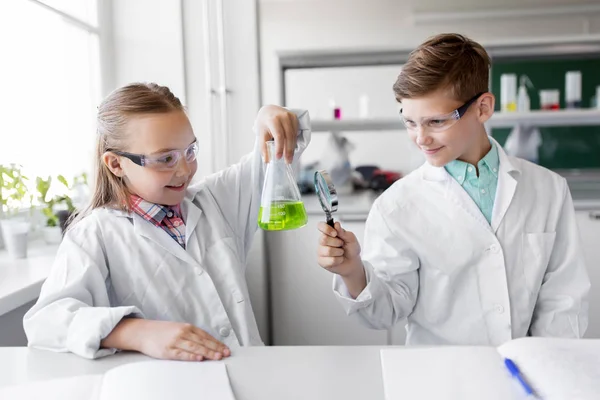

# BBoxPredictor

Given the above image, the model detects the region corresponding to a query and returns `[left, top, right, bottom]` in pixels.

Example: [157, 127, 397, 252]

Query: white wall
[111, 0, 186, 103]
[259, 0, 600, 173]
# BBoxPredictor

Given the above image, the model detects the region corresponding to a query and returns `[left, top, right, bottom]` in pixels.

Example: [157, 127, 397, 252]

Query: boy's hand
[254, 105, 299, 164]
[102, 319, 230, 362]
[317, 222, 367, 298]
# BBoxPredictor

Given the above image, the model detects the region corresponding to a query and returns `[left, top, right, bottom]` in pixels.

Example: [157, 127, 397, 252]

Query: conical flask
[258, 141, 308, 231]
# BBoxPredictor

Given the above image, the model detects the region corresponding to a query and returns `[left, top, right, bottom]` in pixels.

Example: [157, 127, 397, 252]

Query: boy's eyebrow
[150, 138, 197, 155]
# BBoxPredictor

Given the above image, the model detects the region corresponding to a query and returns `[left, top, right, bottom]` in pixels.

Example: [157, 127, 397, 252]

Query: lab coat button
[194, 267, 203, 276]
[219, 327, 231, 337]
[495, 305, 505, 314]
[489, 244, 499, 253]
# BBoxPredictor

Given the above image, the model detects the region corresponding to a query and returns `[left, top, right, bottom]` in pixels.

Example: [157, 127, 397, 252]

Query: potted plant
[36, 176, 62, 244]
[36, 174, 84, 243]
[0, 164, 32, 259]
[55, 174, 86, 233]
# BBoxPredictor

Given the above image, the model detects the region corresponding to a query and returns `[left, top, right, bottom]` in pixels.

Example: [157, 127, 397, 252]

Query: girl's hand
[254, 105, 299, 164]
[102, 319, 231, 362]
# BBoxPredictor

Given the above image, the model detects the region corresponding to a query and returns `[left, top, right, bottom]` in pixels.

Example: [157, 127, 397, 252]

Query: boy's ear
[103, 152, 126, 177]
[477, 93, 495, 123]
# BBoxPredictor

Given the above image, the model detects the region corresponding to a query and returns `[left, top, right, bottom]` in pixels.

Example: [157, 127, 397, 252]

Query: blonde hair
[393, 33, 491, 102]
[68, 83, 184, 229]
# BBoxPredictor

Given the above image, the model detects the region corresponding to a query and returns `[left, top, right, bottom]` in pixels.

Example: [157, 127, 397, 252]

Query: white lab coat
[334, 137, 590, 346]
[24, 110, 311, 359]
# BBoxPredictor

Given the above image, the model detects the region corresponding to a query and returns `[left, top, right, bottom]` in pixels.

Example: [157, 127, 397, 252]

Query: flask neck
[266, 141, 280, 164]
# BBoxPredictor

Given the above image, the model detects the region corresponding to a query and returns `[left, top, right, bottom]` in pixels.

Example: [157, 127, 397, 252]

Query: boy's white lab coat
[334, 138, 590, 346]
[23, 111, 311, 359]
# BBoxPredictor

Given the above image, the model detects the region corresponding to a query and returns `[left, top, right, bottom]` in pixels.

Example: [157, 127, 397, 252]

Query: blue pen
[504, 358, 540, 399]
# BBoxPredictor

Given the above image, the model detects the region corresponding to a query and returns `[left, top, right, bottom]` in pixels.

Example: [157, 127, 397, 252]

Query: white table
[0, 346, 385, 400]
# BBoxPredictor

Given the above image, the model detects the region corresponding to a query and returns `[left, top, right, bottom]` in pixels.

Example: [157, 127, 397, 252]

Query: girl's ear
[103, 152, 126, 177]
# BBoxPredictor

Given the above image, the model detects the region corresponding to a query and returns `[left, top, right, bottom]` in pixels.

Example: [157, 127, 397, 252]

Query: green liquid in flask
[258, 201, 308, 231]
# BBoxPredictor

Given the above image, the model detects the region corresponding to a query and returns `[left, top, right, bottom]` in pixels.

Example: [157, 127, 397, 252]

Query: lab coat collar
[491, 136, 520, 176]
[420, 160, 491, 231]
[132, 212, 200, 267]
[420, 162, 448, 182]
[420, 136, 520, 182]
[104, 198, 202, 267]
[490, 136, 521, 233]
[419, 135, 521, 233]
[181, 194, 203, 247]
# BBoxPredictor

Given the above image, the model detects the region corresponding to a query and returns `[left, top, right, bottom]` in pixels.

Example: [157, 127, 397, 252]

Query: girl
[23, 83, 311, 360]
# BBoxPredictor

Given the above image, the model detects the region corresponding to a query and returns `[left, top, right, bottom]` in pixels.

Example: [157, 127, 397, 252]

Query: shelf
[311, 119, 402, 132]
[311, 109, 600, 132]
[487, 109, 600, 128]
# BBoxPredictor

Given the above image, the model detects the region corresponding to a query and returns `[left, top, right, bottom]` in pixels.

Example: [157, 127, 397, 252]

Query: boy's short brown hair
[393, 33, 491, 103]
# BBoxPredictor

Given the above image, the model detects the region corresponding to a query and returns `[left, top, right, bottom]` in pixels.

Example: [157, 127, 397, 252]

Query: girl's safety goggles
[112, 139, 199, 171]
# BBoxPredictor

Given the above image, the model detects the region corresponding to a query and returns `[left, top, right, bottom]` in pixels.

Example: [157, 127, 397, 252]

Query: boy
[317, 33, 590, 346]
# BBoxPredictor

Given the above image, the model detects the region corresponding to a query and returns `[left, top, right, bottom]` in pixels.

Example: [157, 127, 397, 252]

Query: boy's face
[401, 89, 494, 167]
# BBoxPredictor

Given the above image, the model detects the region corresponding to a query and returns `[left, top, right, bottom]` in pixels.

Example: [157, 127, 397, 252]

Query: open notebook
[0, 360, 236, 400]
[381, 337, 600, 400]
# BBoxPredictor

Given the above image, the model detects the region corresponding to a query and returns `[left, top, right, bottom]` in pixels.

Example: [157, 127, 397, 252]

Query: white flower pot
[0, 220, 30, 259]
[42, 226, 63, 245]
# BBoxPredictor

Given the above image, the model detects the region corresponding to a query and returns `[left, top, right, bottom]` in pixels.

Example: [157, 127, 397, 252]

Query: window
[0, 0, 101, 179]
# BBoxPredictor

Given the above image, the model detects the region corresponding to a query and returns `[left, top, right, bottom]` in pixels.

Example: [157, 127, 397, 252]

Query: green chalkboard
[490, 58, 600, 169]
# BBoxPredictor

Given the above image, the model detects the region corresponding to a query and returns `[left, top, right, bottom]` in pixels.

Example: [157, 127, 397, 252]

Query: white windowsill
[0, 241, 59, 316]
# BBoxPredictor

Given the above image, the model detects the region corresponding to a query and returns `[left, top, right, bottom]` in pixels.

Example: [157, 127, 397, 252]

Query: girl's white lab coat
[23, 110, 311, 359]
[334, 138, 590, 346]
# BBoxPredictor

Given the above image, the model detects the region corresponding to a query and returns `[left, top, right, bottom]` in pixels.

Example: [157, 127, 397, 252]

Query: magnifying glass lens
[313, 170, 338, 228]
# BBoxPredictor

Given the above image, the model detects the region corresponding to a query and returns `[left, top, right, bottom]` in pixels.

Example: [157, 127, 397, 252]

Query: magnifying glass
[314, 170, 338, 228]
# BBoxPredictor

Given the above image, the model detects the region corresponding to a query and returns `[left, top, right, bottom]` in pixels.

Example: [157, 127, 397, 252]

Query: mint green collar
[445, 139, 499, 184]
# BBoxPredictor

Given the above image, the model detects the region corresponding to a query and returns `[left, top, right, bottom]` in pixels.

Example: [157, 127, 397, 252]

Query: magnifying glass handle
[326, 218, 335, 228]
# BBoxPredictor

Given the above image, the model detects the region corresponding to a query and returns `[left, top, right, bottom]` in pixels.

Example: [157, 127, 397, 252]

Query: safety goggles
[399, 92, 484, 133]
[112, 139, 199, 171]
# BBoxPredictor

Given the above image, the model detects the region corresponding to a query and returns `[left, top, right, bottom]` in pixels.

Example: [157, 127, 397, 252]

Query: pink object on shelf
[333, 107, 341, 120]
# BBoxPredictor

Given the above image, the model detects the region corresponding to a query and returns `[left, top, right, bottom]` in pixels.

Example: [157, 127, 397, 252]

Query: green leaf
[57, 175, 69, 189]
[36, 176, 52, 204]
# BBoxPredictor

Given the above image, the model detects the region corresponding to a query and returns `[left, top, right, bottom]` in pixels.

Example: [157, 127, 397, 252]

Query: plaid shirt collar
[130, 195, 181, 226]
[129, 195, 186, 249]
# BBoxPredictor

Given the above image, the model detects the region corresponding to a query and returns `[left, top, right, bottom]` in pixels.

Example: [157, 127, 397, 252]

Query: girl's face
[104, 110, 198, 206]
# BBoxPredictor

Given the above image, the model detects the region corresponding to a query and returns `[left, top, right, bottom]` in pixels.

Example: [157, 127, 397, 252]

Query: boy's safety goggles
[399, 92, 484, 133]
[111, 139, 199, 171]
